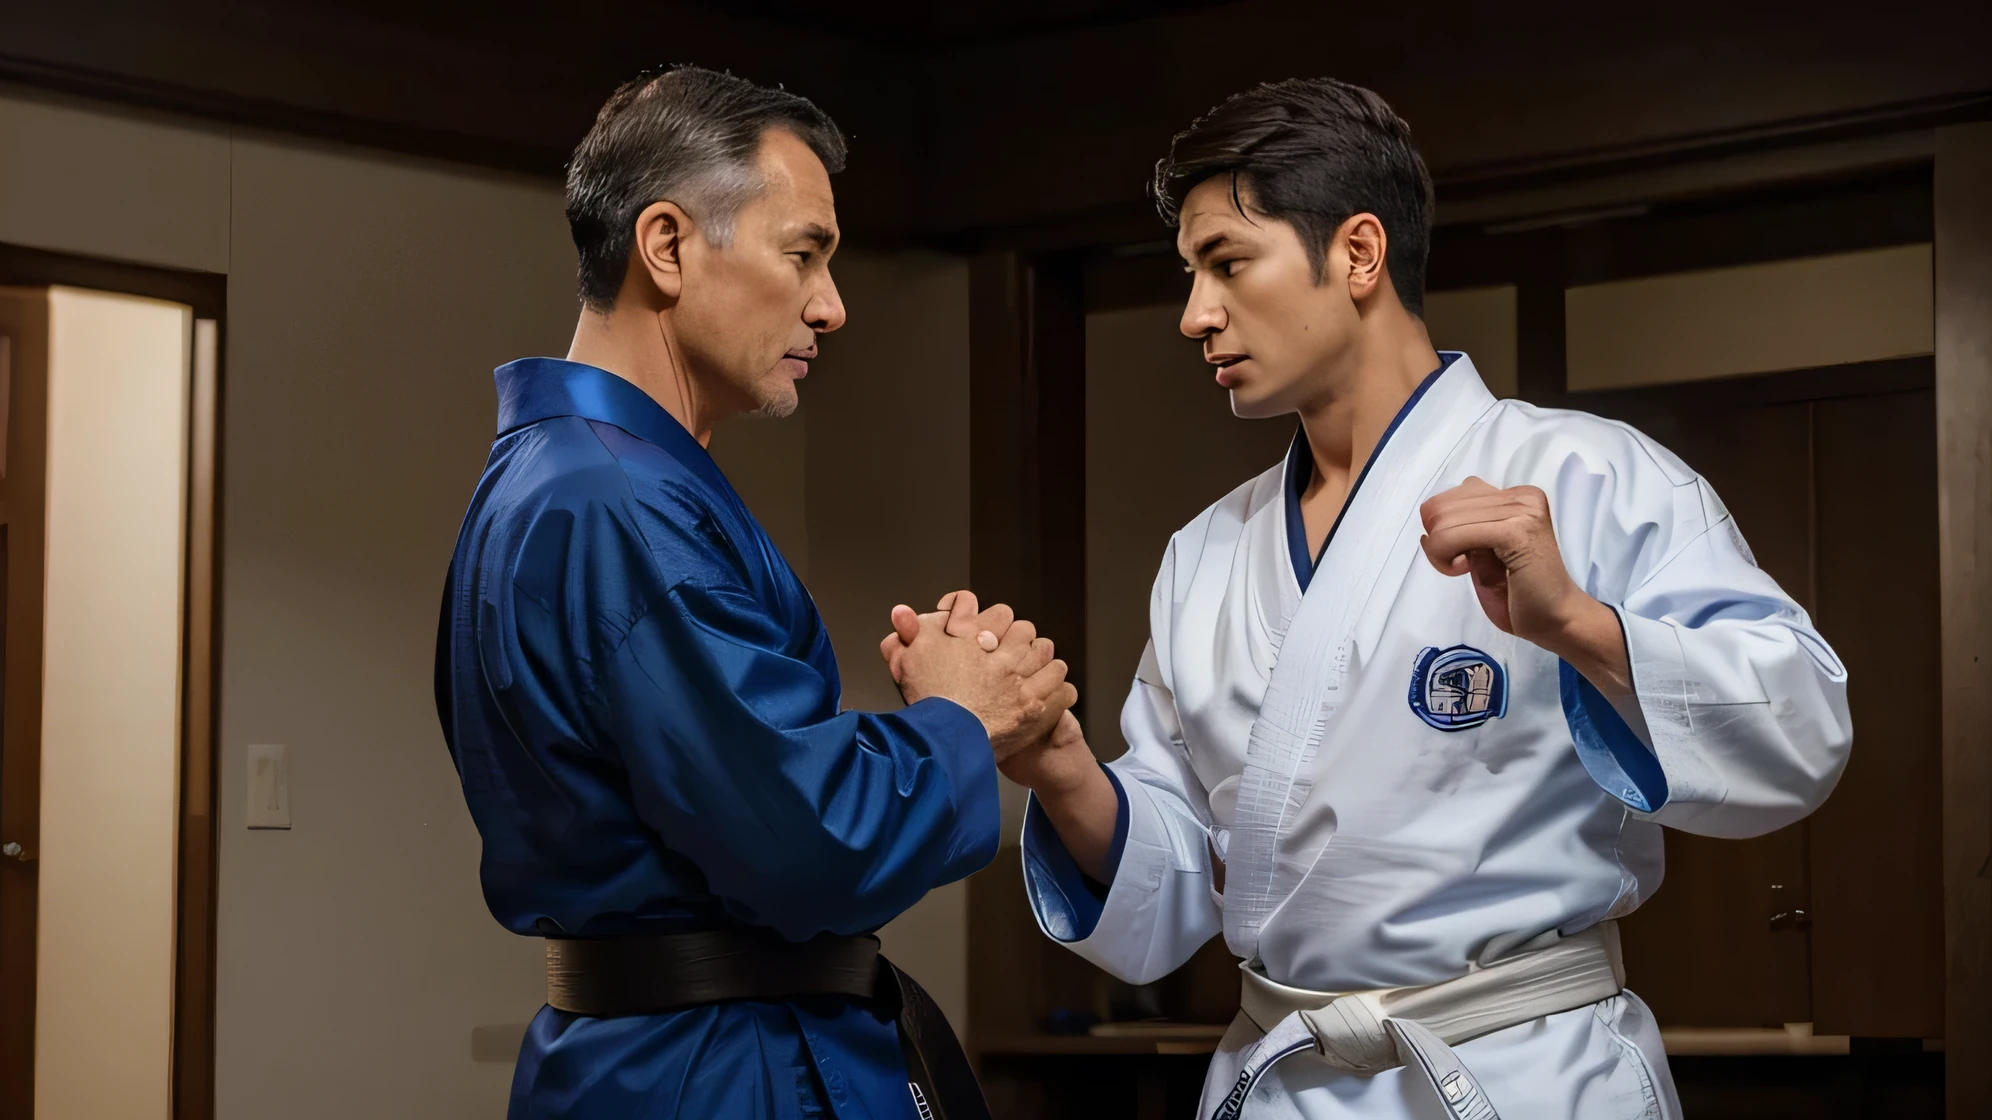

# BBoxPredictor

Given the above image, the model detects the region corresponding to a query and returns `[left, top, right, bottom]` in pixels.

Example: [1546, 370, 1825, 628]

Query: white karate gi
[1022, 353, 1852, 1119]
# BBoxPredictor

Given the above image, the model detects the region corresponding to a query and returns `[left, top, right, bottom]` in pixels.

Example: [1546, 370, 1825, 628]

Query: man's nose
[809, 274, 847, 333]
[1180, 276, 1225, 338]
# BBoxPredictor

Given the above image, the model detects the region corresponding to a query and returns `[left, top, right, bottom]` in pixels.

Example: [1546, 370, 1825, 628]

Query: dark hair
[1152, 78, 1435, 316]
[565, 65, 847, 311]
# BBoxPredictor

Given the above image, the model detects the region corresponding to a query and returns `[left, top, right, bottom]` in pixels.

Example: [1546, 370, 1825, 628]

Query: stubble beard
[750, 374, 800, 419]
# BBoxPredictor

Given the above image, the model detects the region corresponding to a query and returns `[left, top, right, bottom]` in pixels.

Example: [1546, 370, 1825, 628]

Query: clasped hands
[878, 592, 1091, 792]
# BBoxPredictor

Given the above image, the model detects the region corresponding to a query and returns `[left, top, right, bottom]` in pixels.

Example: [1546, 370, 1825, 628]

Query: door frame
[1933, 121, 1992, 1120]
[0, 243, 225, 1120]
[0, 282, 52, 1120]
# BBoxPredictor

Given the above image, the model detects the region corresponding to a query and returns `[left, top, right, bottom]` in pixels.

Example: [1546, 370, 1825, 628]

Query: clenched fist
[1418, 476, 1587, 647]
[1421, 477, 1638, 699]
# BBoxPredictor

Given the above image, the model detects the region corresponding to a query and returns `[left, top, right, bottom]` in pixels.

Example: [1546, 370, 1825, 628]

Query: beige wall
[1566, 244, 1935, 389]
[214, 136, 576, 1117]
[0, 91, 230, 274]
[31, 287, 192, 1120]
[1085, 305, 1293, 761]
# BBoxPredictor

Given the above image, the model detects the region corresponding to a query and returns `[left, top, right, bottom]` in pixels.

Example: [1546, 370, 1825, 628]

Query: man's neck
[567, 304, 718, 446]
[1295, 317, 1443, 498]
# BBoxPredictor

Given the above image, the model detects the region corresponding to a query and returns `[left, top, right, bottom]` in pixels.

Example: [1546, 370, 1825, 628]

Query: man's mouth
[780, 346, 817, 378]
[1209, 353, 1248, 387]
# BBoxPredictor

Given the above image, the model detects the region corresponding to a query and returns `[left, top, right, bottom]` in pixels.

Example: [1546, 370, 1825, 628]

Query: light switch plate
[248, 743, 291, 829]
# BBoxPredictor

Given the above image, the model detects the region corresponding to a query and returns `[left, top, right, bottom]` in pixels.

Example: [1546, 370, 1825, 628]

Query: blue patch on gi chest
[1409, 644, 1508, 731]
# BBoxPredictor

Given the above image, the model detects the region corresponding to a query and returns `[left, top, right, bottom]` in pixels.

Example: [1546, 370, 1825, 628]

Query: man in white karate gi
[887, 78, 1853, 1119]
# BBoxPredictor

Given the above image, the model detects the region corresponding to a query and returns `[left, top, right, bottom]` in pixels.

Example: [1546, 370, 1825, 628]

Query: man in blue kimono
[435, 66, 1075, 1120]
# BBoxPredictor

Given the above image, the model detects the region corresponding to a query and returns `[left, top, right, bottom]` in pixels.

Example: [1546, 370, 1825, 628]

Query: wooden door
[1565, 358, 1944, 1038]
[0, 249, 225, 1120]
[0, 288, 51, 1119]
[1618, 395, 1816, 1029]
[1808, 387, 1945, 1038]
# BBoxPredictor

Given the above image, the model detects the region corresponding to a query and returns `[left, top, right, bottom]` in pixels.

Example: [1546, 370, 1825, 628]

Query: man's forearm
[1550, 595, 1660, 745]
[1543, 595, 1635, 697]
[1537, 589, 1633, 693]
[1031, 760, 1121, 884]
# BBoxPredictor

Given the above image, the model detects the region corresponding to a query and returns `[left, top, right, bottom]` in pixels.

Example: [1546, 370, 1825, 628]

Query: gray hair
[564, 66, 847, 312]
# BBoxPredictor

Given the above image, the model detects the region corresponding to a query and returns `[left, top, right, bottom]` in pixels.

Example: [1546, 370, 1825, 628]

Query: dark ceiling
[694, 0, 1234, 44]
[1, 1, 1987, 246]
[237, 0, 1232, 48]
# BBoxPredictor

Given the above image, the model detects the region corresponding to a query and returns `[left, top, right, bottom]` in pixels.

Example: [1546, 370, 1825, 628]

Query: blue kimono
[435, 358, 1000, 1119]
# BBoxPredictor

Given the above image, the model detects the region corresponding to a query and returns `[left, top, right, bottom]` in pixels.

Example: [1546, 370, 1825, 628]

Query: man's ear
[1340, 213, 1389, 304]
[632, 200, 692, 302]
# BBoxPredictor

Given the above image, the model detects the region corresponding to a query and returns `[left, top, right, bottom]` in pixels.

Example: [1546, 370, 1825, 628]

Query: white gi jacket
[1022, 353, 1852, 1119]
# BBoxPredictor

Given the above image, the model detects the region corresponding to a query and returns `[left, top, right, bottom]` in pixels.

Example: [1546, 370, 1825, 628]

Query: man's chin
[1229, 386, 1291, 421]
[752, 382, 800, 420]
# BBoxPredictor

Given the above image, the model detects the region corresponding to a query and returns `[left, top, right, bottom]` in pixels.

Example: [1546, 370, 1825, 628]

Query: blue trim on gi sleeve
[1104, 767, 1129, 875]
[1560, 660, 1670, 813]
[1021, 765, 1130, 943]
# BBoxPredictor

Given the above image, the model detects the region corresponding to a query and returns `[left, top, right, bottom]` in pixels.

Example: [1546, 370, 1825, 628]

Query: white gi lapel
[1226, 356, 1498, 956]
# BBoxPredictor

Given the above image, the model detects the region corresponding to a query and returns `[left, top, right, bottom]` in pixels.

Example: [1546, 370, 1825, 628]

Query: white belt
[1210, 922, 1626, 1120]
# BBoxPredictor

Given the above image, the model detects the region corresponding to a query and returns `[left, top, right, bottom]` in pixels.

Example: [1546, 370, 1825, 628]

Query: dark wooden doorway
[1559, 357, 1945, 1042]
[0, 287, 51, 1120]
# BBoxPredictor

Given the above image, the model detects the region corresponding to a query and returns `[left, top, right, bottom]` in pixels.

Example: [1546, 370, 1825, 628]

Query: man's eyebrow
[1184, 231, 1232, 266]
[794, 223, 838, 250]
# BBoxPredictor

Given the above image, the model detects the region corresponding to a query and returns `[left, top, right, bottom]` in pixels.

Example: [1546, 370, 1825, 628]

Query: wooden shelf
[1660, 1025, 1856, 1056]
[985, 1025, 1948, 1059]
[975, 1031, 1225, 1057]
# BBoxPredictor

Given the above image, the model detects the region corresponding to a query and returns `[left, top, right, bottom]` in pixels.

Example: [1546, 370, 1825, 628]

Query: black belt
[545, 931, 989, 1120]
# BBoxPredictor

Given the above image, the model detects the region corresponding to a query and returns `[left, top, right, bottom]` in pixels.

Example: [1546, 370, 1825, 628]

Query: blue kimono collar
[493, 357, 708, 462]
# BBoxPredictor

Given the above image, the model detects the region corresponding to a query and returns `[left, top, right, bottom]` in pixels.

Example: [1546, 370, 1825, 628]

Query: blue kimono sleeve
[597, 575, 1002, 939]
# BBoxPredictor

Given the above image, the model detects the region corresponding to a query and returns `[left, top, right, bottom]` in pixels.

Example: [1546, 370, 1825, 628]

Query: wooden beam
[1514, 230, 1567, 401]
[966, 250, 1088, 707]
[1936, 120, 1992, 1120]
[1032, 256, 1088, 717]
[968, 252, 1031, 609]
[965, 248, 1094, 1081]
[0, 243, 226, 320]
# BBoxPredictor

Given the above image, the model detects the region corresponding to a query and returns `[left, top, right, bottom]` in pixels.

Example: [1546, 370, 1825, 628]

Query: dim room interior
[0, 2, 1988, 1118]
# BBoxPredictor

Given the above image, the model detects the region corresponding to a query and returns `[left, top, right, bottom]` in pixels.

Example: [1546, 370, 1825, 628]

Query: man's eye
[1221, 259, 1245, 276]
[790, 251, 814, 265]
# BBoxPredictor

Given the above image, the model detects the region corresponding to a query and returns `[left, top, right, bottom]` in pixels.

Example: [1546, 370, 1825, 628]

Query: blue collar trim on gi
[1283, 351, 1464, 593]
